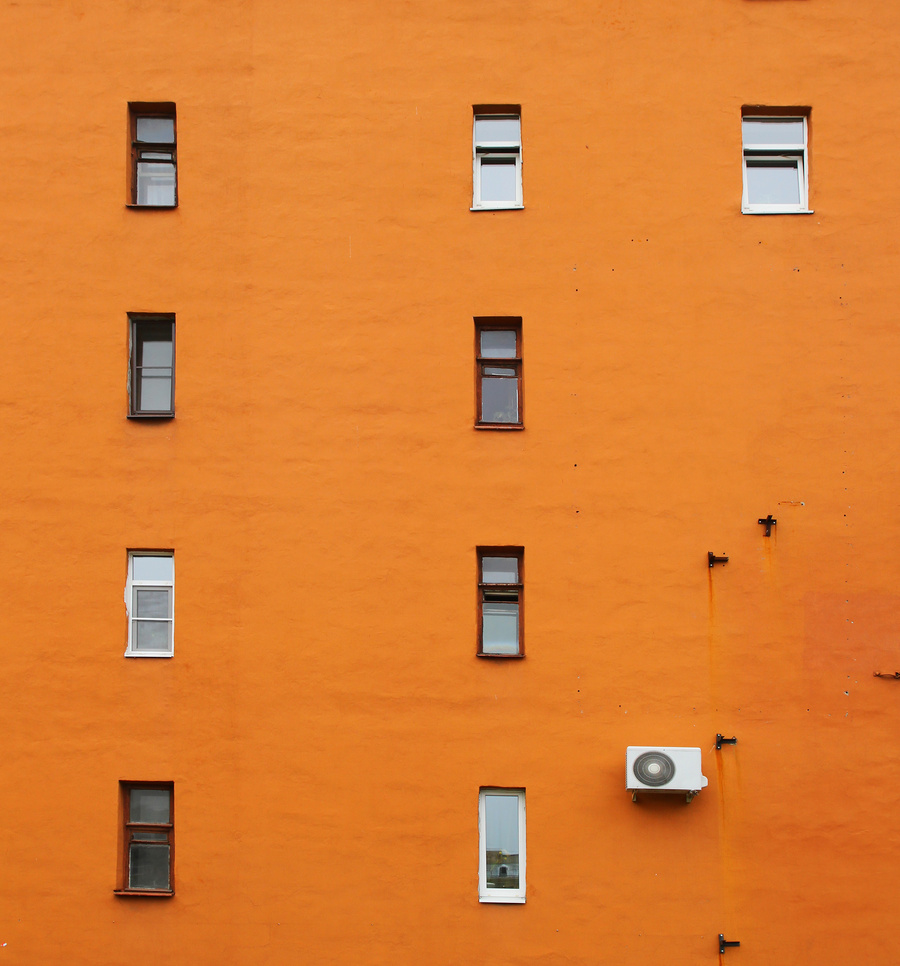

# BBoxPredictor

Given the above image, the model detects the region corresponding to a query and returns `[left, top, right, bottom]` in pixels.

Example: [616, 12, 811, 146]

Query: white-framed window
[125, 552, 174, 657]
[473, 110, 522, 210]
[478, 788, 526, 903]
[742, 114, 810, 214]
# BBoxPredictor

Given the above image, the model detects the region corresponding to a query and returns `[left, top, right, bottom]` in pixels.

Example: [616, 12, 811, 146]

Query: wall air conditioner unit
[626, 746, 708, 803]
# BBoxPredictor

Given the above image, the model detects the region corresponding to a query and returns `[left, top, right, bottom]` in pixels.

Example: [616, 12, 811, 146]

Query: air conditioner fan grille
[633, 751, 676, 786]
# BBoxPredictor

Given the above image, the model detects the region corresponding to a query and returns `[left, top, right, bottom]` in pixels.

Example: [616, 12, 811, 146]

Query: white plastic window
[126, 552, 174, 657]
[473, 114, 522, 210]
[478, 788, 526, 903]
[742, 116, 809, 213]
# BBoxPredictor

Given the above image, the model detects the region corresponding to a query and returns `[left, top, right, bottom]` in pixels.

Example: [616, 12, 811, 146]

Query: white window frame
[472, 113, 523, 211]
[478, 788, 526, 903]
[125, 552, 174, 658]
[741, 115, 810, 214]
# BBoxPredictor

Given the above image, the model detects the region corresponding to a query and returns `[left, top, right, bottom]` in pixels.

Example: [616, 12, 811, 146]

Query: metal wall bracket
[709, 552, 729, 568]
[719, 935, 740, 955]
[716, 734, 737, 750]
[758, 514, 776, 536]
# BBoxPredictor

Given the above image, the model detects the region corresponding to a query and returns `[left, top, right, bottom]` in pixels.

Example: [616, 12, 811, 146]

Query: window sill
[128, 413, 175, 420]
[114, 889, 174, 897]
[125, 204, 178, 210]
[479, 895, 526, 904]
[477, 652, 525, 659]
[125, 651, 174, 659]
[741, 208, 814, 215]
[475, 423, 524, 431]
[471, 205, 524, 212]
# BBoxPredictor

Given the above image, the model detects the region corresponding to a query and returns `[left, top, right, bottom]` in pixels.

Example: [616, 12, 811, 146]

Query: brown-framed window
[116, 782, 174, 895]
[476, 319, 522, 428]
[478, 547, 524, 657]
[129, 103, 177, 207]
[129, 315, 175, 417]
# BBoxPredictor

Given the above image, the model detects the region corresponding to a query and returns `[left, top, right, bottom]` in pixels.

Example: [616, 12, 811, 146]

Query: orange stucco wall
[2, 0, 899, 963]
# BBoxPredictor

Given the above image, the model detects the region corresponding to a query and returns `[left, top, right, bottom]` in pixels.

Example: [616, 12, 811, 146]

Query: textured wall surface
[1, 0, 899, 963]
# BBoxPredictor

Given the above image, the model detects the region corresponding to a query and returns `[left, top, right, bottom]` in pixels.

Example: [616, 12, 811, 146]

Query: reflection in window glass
[741, 119, 804, 145]
[136, 117, 175, 143]
[480, 330, 517, 359]
[746, 162, 800, 206]
[485, 794, 520, 888]
[482, 602, 519, 655]
[474, 117, 521, 142]
[132, 555, 173, 582]
[481, 376, 518, 423]
[482, 557, 518, 583]
[129, 843, 170, 890]
[130, 788, 170, 824]
[480, 159, 517, 203]
[136, 162, 177, 206]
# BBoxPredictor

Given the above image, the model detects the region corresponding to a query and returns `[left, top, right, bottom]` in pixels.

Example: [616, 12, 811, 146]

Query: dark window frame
[129, 314, 175, 418]
[115, 782, 174, 897]
[475, 318, 523, 430]
[128, 102, 177, 208]
[477, 546, 524, 658]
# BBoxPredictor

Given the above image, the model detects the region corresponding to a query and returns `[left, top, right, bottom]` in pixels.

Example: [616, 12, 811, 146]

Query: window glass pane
[482, 557, 518, 583]
[138, 152, 174, 160]
[136, 117, 175, 143]
[746, 162, 801, 205]
[129, 843, 170, 890]
[135, 325, 173, 367]
[132, 556, 173, 581]
[482, 378, 518, 423]
[138, 372, 173, 412]
[475, 117, 520, 142]
[135, 589, 170, 619]
[134, 620, 171, 651]
[480, 331, 517, 358]
[484, 794, 519, 888]
[130, 788, 170, 823]
[742, 119, 804, 145]
[136, 163, 176, 205]
[132, 832, 168, 841]
[482, 602, 519, 654]
[484, 367, 516, 377]
[480, 159, 517, 203]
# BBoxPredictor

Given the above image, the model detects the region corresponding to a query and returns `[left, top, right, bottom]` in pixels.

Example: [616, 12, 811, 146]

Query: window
[116, 783, 174, 895]
[129, 103, 177, 206]
[476, 320, 522, 428]
[129, 315, 174, 416]
[478, 548, 523, 657]
[473, 109, 522, 209]
[742, 113, 809, 213]
[479, 788, 525, 903]
[125, 552, 174, 657]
